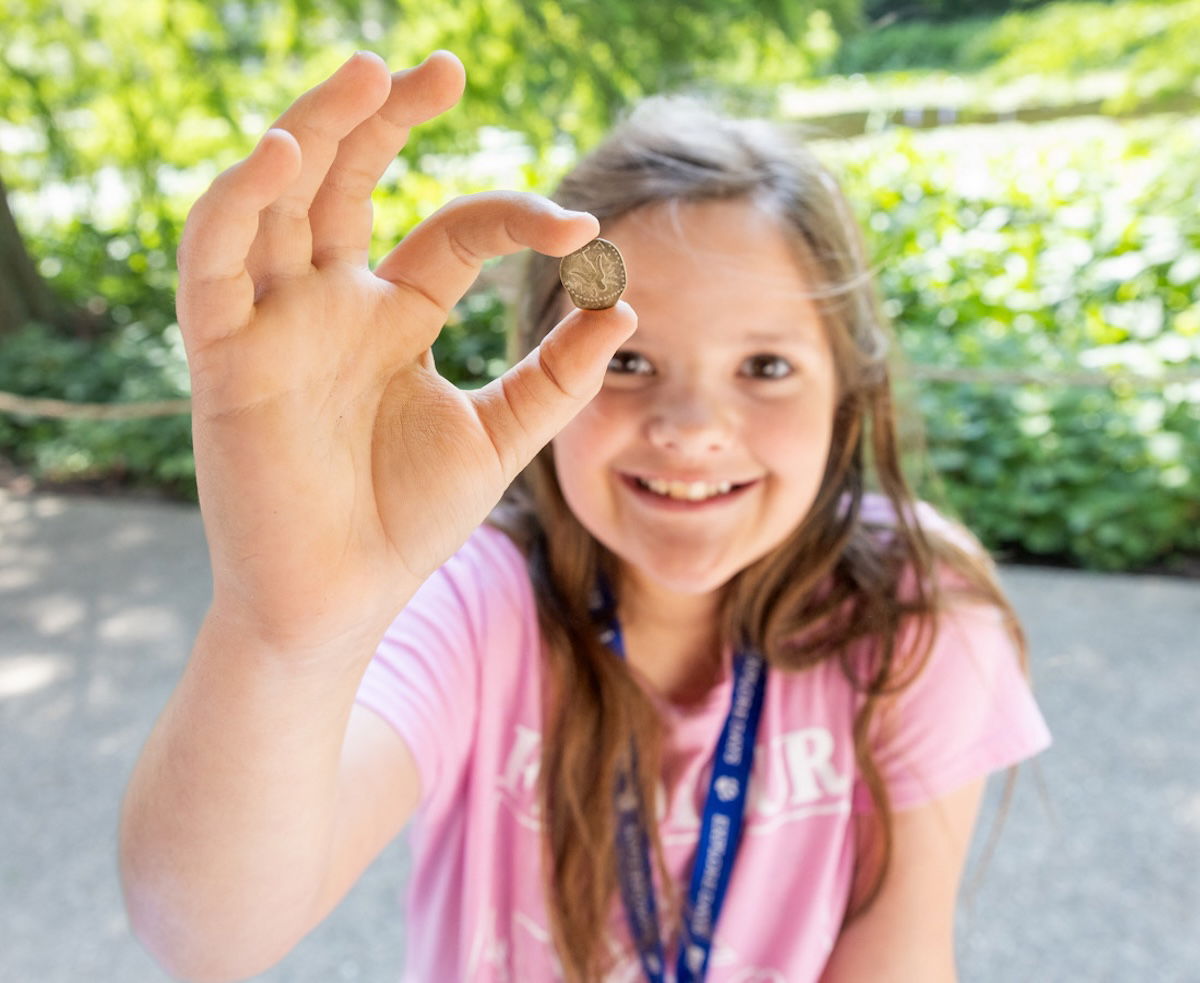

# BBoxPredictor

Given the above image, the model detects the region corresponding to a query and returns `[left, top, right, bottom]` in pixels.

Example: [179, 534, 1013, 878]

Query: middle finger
[309, 51, 467, 269]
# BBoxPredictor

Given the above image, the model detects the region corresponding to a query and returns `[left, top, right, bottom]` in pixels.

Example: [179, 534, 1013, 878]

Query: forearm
[118, 607, 394, 982]
[819, 929, 956, 983]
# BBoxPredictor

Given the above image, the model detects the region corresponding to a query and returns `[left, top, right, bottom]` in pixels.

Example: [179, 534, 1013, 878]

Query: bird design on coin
[559, 238, 627, 310]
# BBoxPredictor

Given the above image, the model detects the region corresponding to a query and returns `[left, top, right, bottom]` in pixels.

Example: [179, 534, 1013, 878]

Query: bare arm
[119, 618, 410, 981]
[119, 50, 635, 983]
[819, 779, 985, 983]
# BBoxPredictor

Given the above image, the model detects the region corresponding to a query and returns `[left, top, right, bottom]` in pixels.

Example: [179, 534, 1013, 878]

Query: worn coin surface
[559, 238, 627, 310]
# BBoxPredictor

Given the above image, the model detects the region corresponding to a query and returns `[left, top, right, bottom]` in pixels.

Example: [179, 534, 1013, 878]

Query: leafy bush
[864, 0, 1058, 22]
[829, 114, 1200, 570]
[834, 0, 1200, 112]
[0, 284, 509, 495]
[832, 17, 999, 74]
[917, 384, 1199, 570]
[24, 218, 180, 339]
[432, 286, 510, 389]
[0, 321, 195, 496]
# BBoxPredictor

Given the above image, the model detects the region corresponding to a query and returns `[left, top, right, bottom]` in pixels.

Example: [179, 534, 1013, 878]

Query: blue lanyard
[596, 591, 768, 983]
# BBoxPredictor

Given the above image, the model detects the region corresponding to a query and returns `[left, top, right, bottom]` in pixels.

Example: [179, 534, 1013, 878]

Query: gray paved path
[1, 491, 1197, 982]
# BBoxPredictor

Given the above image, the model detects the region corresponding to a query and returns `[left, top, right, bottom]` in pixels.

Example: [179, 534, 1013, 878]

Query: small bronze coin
[559, 238, 627, 310]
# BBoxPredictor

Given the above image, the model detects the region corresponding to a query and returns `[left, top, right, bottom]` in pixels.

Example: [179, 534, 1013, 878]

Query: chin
[621, 554, 743, 598]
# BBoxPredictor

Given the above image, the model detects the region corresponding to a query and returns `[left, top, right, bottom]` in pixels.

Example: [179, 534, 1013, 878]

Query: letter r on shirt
[781, 728, 850, 804]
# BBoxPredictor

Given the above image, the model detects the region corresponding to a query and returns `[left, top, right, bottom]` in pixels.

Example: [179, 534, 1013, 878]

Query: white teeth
[639, 478, 734, 501]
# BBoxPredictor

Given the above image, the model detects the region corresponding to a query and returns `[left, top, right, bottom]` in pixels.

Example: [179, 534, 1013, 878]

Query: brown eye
[607, 351, 653, 375]
[741, 354, 794, 379]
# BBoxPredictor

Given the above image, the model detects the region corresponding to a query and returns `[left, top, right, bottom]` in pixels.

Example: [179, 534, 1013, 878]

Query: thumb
[470, 301, 637, 480]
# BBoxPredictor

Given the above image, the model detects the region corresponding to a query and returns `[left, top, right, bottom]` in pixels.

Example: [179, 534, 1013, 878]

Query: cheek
[552, 410, 608, 506]
[553, 407, 601, 468]
[753, 399, 836, 475]
[551, 444, 589, 532]
[554, 390, 631, 455]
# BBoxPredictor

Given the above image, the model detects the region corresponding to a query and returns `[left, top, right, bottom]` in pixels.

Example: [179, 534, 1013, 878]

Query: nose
[644, 383, 734, 456]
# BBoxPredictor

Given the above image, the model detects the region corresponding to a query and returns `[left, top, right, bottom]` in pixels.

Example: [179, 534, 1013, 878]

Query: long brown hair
[489, 96, 1025, 982]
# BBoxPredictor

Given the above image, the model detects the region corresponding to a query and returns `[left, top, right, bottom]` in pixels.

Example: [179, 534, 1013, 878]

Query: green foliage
[834, 0, 1200, 112]
[830, 114, 1200, 570]
[23, 219, 179, 336]
[864, 0, 1062, 22]
[432, 287, 510, 389]
[831, 17, 993, 73]
[916, 384, 1200, 570]
[0, 321, 195, 495]
[1, 0, 850, 227]
[3, 0, 1198, 572]
[952, 0, 1200, 115]
[0, 0, 852, 490]
[0, 285, 505, 490]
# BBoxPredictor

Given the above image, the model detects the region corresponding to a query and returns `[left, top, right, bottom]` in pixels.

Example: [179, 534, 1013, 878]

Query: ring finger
[245, 51, 394, 287]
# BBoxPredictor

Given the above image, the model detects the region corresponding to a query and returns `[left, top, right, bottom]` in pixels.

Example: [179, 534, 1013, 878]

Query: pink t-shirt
[356, 511, 1051, 982]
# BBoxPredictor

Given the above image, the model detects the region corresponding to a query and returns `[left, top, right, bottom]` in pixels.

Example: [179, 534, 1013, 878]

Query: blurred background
[2, 0, 1198, 572]
[2, 0, 1198, 980]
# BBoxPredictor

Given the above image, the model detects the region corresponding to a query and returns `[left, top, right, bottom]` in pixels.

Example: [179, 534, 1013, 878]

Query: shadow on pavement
[1, 491, 1196, 981]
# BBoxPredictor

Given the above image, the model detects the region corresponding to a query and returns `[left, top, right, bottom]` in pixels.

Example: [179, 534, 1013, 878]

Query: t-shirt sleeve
[852, 598, 1052, 813]
[353, 526, 525, 812]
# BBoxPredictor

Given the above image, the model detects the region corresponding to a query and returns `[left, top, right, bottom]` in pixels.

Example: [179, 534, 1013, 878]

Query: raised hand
[176, 51, 635, 651]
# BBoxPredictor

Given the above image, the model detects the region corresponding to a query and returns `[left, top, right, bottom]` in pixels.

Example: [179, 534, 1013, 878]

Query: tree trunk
[0, 171, 63, 335]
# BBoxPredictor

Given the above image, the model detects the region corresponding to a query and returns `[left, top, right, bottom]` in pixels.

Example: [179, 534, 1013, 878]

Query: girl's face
[552, 198, 839, 605]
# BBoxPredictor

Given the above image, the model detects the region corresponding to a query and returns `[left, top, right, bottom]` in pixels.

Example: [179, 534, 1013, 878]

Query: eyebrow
[624, 323, 826, 351]
[742, 330, 792, 344]
[738, 329, 824, 349]
[627, 331, 811, 349]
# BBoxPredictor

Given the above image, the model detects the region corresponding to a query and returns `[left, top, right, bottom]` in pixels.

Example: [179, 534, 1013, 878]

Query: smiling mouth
[630, 475, 754, 502]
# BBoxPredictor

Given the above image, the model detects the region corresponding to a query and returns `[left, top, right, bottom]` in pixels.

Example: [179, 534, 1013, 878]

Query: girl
[120, 50, 1050, 983]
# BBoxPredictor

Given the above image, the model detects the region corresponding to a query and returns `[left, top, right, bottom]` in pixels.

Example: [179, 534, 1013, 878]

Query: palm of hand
[179, 52, 634, 647]
[190, 262, 489, 605]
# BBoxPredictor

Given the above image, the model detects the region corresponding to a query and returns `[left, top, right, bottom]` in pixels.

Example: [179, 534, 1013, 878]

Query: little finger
[176, 129, 302, 349]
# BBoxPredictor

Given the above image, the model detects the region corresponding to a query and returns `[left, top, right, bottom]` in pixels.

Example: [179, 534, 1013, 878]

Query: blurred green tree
[0, 0, 853, 339]
[863, 0, 1066, 22]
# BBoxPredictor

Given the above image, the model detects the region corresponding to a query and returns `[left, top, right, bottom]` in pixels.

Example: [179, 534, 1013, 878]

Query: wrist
[198, 590, 407, 679]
